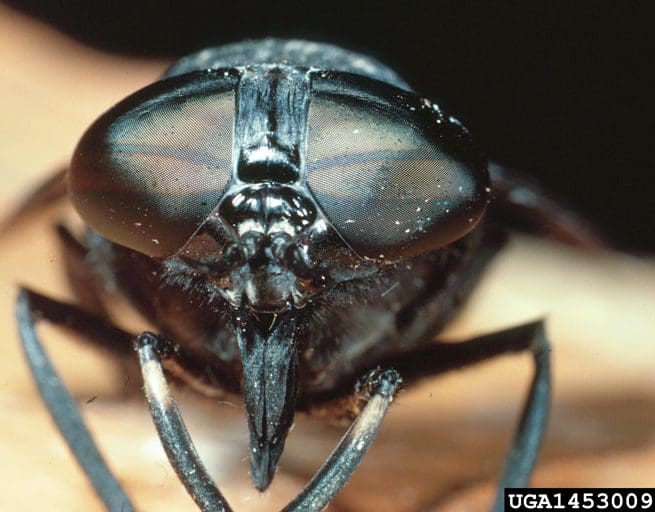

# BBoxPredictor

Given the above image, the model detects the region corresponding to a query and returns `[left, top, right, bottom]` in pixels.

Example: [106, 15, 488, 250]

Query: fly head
[67, 59, 491, 491]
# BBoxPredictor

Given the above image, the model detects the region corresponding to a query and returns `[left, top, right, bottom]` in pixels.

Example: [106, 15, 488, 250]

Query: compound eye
[305, 89, 489, 261]
[69, 73, 236, 257]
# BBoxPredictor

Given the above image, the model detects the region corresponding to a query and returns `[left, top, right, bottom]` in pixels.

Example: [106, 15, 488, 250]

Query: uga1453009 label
[505, 489, 655, 511]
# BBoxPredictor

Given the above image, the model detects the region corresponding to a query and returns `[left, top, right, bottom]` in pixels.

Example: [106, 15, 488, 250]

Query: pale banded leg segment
[136, 332, 402, 512]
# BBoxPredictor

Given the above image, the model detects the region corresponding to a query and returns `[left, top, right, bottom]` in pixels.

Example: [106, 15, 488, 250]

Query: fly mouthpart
[281, 242, 314, 278]
[233, 308, 298, 492]
[180, 241, 246, 277]
[239, 230, 315, 277]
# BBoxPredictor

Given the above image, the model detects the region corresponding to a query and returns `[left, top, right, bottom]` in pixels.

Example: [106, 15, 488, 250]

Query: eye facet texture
[70, 68, 488, 262]
[306, 87, 489, 260]
[70, 73, 236, 257]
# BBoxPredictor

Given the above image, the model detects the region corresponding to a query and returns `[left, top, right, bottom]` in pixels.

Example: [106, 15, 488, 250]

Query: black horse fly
[14, 39, 600, 512]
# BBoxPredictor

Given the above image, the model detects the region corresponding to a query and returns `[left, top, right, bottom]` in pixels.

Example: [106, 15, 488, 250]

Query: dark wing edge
[489, 162, 605, 249]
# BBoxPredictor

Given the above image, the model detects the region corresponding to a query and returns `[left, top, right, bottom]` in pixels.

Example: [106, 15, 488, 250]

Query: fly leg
[15, 288, 135, 512]
[373, 320, 551, 512]
[136, 332, 233, 512]
[282, 367, 402, 512]
[15, 288, 227, 512]
[136, 332, 402, 512]
[17, 286, 550, 512]
[17, 287, 135, 356]
[14, 220, 137, 510]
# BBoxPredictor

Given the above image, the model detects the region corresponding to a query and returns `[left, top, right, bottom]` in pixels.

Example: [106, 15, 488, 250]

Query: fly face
[67, 60, 491, 490]
[69, 65, 491, 308]
[210, 183, 319, 311]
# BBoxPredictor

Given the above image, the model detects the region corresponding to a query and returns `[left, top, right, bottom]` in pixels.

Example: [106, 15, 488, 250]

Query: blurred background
[0, 2, 653, 511]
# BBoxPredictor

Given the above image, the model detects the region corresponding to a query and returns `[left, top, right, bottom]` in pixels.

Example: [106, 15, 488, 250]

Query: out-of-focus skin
[1, 4, 654, 511]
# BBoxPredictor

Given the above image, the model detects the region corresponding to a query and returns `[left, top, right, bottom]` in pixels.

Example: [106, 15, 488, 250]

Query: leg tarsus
[282, 368, 402, 512]
[137, 330, 403, 512]
[136, 332, 234, 512]
[492, 323, 550, 512]
[16, 289, 135, 512]
[356, 320, 550, 512]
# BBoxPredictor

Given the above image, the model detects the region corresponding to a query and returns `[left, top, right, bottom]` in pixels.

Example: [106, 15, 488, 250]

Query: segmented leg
[15, 289, 135, 512]
[137, 332, 233, 512]
[368, 320, 551, 512]
[17, 285, 549, 512]
[17, 288, 134, 357]
[492, 324, 550, 512]
[281, 368, 401, 512]
[136, 332, 402, 512]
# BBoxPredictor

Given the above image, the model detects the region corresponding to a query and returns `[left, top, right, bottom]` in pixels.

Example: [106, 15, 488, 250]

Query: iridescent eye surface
[69, 71, 237, 257]
[305, 76, 490, 260]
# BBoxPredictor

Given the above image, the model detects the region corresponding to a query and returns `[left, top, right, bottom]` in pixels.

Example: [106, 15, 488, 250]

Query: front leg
[136, 331, 402, 512]
[15, 288, 135, 512]
[370, 321, 551, 512]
